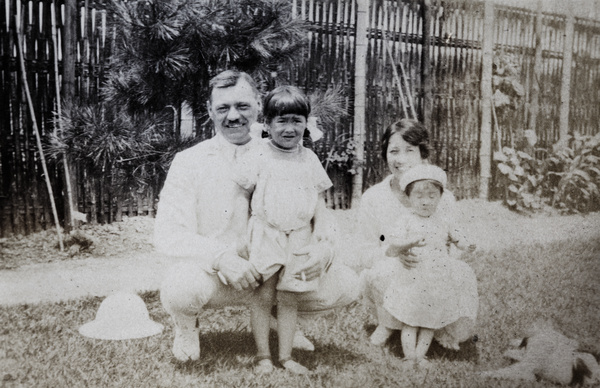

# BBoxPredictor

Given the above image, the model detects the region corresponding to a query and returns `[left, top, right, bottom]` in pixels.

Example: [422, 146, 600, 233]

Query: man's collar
[208, 132, 254, 155]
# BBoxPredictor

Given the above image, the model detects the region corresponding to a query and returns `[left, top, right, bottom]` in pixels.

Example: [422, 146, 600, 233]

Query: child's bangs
[267, 94, 310, 119]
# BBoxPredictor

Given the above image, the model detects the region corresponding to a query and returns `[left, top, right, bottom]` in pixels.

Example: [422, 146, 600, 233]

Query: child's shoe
[255, 356, 274, 374]
[280, 358, 309, 374]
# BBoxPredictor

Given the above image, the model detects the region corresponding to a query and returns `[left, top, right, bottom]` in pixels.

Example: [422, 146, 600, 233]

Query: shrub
[493, 146, 547, 213]
[547, 132, 600, 213]
[494, 132, 600, 214]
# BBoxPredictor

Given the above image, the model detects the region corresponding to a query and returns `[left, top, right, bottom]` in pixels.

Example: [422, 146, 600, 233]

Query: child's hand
[385, 236, 425, 257]
[410, 236, 427, 249]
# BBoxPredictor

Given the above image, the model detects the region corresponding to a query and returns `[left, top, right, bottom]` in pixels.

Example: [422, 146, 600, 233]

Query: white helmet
[79, 292, 163, 340]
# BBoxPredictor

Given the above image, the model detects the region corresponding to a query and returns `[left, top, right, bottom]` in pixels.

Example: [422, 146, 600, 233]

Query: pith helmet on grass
[79, 292, 163, 340]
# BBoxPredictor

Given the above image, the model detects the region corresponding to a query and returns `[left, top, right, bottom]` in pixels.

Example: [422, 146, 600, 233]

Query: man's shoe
[370, 325, 393, 346]
[172, 325, 200, 361]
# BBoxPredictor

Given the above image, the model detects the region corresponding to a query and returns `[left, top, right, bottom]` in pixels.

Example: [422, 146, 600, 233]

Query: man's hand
[291, 243, 332, 281]
[215, 253, 261, 291]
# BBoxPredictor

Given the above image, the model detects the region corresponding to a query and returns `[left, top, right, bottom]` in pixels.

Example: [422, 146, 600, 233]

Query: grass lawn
[1, 228, 599, 388]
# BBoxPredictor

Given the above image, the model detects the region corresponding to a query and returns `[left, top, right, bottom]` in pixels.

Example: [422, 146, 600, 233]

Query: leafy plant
[492, 53, 525, 111]
[494, 132, 600, 214]
[493, 146, 547, 213]
[47, 102, 197, 200]
[546, 132, 600, 213]
[308, 85, 348, 135]
[324, 134, 364, 175]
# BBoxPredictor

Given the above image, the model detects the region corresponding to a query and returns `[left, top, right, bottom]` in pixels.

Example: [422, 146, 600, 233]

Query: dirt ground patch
[0, 216, 155, 270]
[1, 199, 600, 271]
[1, 199, 599, 305]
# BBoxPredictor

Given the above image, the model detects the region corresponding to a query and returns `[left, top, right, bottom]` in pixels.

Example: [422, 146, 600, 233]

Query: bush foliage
[47, 0, 312, 205]
[494, 132, 600, 214]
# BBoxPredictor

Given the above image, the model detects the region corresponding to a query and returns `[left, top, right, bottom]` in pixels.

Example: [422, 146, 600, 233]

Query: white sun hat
[399, 164, 447, 192]
[79, 291, 163, 340]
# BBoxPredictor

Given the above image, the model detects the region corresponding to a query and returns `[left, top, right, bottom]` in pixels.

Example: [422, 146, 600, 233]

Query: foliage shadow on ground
[173, 328, 366, 375]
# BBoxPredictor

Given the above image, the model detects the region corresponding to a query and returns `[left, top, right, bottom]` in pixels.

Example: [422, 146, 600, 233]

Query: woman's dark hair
[381, 119, 430, 162]
[405, 180, 444, 197]
[263, 85, 311, 123]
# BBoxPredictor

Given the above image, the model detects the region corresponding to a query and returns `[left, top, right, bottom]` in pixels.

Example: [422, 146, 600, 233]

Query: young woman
[357, 119, 476, 352]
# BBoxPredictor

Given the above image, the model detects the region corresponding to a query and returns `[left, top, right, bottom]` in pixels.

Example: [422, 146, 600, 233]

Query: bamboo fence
[2, 0, 600, 236]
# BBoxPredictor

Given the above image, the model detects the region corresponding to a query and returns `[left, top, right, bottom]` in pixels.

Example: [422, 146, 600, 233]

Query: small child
[375, 164, 479, 365]
[236, 85, 333, 374]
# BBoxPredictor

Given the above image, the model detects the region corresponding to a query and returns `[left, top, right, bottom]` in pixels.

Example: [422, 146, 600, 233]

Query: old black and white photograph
[1, 0, 599, 386]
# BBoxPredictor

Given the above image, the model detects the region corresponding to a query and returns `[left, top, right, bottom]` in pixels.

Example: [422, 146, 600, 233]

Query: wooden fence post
[479, 0, 494, 200]
[421, 0, 433, 127]
[528, 0, 543, 147]
[351, 0, 369, 208]
[51, 1, 75, 231]
[62, 0, 79, 226]
[559, 6, 574, 144]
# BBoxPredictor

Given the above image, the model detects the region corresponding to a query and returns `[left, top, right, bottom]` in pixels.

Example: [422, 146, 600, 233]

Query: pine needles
[103, 0, 308, 114]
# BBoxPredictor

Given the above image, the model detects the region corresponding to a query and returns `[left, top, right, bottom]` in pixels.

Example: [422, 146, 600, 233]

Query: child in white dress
[379, 164, 478, 365]
[236, 86, 333, 374]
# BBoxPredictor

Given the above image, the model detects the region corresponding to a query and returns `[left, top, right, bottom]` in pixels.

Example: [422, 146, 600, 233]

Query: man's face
[207, 79, 261, 145]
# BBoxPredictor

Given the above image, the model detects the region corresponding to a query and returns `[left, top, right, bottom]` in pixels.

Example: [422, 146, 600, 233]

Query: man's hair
[263, 85, 311, 123]
[381, 119, 430, 162]
[208, 70, 260, 102]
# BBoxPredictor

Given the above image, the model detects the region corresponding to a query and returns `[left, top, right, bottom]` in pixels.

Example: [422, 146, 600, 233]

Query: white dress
[382, 213, 479, 340]
[236, 140, 332, 292]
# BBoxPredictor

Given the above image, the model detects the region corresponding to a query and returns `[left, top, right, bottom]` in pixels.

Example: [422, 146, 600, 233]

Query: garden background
[2, 0, 600, 237]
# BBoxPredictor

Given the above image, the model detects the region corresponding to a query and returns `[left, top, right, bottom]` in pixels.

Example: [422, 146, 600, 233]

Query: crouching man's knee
[160, 262, 218, 316]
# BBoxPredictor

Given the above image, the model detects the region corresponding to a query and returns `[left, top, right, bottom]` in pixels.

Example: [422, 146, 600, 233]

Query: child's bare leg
[277, 291, 309, 374]
[415, 328, 434, 360]
[401, 325, 418, 360]
[268, 308, 315, 351]
[251, 276, 277, 373]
